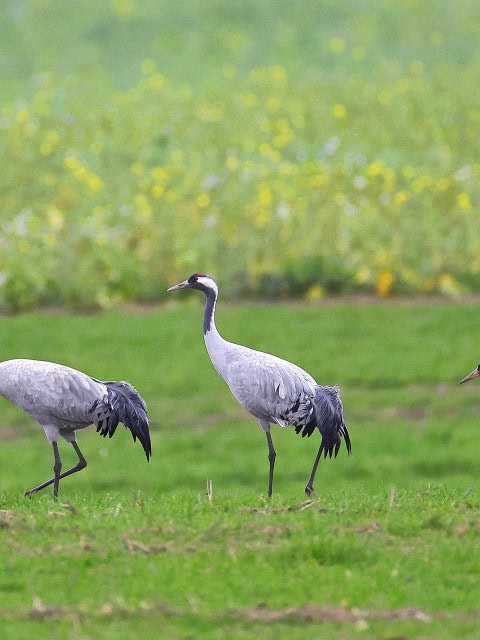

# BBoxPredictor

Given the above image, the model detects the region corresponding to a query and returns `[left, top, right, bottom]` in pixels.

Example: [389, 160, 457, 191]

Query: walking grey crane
[168, 273, 351, 497]
[0, 359, 151, 498]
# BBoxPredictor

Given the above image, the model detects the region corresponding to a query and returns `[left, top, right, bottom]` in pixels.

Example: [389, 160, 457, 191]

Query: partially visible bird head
[459, 363, 480, 384]
[167, 273, 218, 296]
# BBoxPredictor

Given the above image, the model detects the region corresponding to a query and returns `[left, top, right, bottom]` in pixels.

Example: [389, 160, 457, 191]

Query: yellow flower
[393, 191, 409, 206]
[332, 104, 347, 119]
[438, 273, 462, 296]
[457, 192, 472, 212]
[226, 155, 240, 171]
[46, 206, 64, 231]
[147, 72, 165, 91]
[135, 193, 152, 218]
[40, 142, 52, 156]
[258, 184, 273, 206]
[272, 121, 294, 149]
[411, 175, 431, 192]
[376, 270, 394, 296]
[278, 162, 297, 176]
[435, 178, 450, 192]
[18, 239, 30, 253]
[151, 167, 168, 182]
[366, 161, 384, 178]
[254, 210, 270, 228]
[258, 143, 281, 162]
[306, 284, 325, 299]
[64, 155, 79, 171]
[87, 175, 104, 193]
[75, 165, 87, 179]
[197, 193, 210, 208]
[46, 130, 60, 146]
[16, 108, 29, 124]
[329, 37, 346, 54]
[309, 173, 326, 187]
[355, 267, 372, 285]
[152, 184, 164, 199]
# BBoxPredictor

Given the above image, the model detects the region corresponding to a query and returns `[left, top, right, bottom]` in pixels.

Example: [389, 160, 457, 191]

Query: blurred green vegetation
[1, 0, 480, 309]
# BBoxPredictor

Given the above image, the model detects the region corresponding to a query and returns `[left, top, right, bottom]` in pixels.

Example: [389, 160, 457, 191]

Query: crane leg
[305, 442, 324, 496]
[24, 441, 87, 499]
[265, 431, 276, 498]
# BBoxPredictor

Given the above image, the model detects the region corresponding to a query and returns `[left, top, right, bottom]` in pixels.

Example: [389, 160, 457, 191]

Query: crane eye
[477, 363, 480, 371]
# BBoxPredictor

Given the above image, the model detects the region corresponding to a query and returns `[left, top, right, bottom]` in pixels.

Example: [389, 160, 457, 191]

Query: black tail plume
[312, 385, 351, 459]
[102, 381, 151, 460]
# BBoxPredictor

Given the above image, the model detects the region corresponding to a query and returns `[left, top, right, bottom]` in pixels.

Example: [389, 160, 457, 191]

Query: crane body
[0, 358, 151, 498]
[168, 273, 350, 497]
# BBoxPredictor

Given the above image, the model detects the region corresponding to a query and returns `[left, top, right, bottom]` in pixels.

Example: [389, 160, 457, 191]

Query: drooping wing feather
[96, 381, 151, 460]
[310, 385, 351, 458]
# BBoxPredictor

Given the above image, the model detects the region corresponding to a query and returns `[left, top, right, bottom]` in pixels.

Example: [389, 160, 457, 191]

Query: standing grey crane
[168, 273, 350, 497]
[0, 359, 151, 498]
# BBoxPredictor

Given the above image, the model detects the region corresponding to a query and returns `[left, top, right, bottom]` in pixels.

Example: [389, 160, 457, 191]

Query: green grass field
[1, 301, 479, 639]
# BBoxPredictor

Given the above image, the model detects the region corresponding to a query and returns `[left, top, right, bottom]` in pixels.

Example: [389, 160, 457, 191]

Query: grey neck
[203, 288, 217, 335]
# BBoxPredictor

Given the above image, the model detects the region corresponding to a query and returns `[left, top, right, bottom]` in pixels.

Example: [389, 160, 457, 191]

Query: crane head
[167, 273, 217, 295]
[459, 363, 480, 384]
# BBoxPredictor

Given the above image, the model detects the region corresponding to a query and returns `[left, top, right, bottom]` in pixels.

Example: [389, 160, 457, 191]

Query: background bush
[1, 0, 480, 309]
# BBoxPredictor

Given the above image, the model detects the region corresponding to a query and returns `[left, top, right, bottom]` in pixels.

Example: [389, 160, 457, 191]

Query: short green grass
[1, 301, 480, 639]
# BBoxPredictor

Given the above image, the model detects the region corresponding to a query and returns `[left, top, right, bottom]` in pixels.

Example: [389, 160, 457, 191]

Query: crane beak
[459, 368, 480, 384]
[167, 279, 190, 292]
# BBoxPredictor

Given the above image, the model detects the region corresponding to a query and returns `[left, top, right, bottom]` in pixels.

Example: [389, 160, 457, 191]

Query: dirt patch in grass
[337, 520, 382, 535]
[228, 603, 466, 624]
[238, 499, 322, 515]
[120, 520, 297, 556]
[1, 600, 472, 625]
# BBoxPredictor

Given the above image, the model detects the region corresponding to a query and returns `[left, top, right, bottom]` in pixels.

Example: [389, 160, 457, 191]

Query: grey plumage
[168, 273, 350, 497]
[0, 359, 151, 498]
